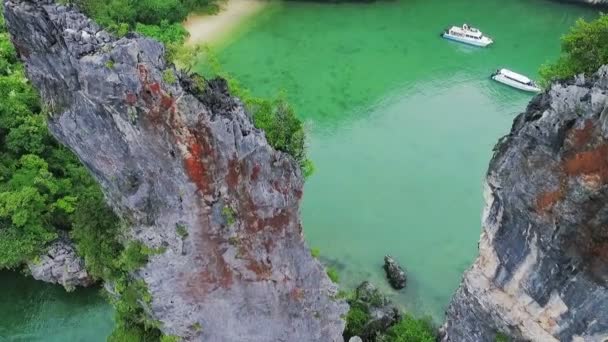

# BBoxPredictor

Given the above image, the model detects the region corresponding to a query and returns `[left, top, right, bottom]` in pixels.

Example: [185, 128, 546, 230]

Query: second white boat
[491, 69, 541, 93]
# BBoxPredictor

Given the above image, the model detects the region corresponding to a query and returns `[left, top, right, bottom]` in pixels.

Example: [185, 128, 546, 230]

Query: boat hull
[442, 33, 493, 47]
[492, 74, 541, 92]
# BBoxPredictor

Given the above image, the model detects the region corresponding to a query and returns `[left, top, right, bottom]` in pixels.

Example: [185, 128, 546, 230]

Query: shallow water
[202, 0, 597, 320]
[0, 0, 599, 339]
[0, 271, 113, 341]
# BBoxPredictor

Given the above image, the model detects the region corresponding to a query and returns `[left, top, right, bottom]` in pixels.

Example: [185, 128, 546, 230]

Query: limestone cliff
[3, 0, 347, 340]
[442, 69, 608, 341]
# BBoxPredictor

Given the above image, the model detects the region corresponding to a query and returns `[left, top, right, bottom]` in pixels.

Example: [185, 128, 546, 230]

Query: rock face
[27, 239, 93, 290]
[561, 0, 608, 5]
[3, 1, 347, 340]
[383, 255, 406, 290]
[442, 68, 608, 341]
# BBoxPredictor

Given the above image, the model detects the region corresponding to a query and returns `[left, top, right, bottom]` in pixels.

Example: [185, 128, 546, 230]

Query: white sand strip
[184, 0, 266, 45]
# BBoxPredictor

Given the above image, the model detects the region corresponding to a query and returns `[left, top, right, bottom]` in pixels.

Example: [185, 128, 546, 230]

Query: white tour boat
[441, 24, 493, 47]
[491, 69, 541, 93]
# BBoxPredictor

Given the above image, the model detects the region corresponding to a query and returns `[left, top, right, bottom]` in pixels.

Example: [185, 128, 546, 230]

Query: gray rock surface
[27, 239, 93, 290]
[442, 69, 608, 341]
[3, 0, 347, 340]
[561, 0, 608, 5]
[383, 255, 406, 290]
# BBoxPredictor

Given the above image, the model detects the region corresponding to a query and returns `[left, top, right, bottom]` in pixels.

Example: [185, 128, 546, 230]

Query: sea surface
[203, 0, 597, 320]
[0, 271, 113, 341]
[0, 0, 598, 340]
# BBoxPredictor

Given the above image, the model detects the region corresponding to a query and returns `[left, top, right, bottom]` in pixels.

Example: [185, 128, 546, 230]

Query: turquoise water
[0, 0, 598, 339]
[0, 271, 113, 341]
[202, 0, 597, 320]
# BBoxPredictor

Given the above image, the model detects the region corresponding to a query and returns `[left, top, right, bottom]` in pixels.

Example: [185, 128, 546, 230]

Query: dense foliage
[540, 14, 608, 86]
[343, 302, 437, 342]
[106, 242, 166, 342]
[0, 13, 118, 271]
[342, 283, 437, 342]
[383, 315, 436, 342]
[344, 302, 370, 337]
[70, 0, 219, 27]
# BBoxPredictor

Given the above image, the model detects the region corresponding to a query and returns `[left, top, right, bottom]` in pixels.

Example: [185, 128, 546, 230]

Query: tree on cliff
[68, 0, 218, 27]
[540, 14, 608, 86]
[0, 12, 119, 271]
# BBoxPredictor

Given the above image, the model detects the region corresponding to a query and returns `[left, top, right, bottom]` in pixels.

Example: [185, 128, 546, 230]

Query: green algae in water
[200, 0, 597, 321]
[0, 271, 113, 341]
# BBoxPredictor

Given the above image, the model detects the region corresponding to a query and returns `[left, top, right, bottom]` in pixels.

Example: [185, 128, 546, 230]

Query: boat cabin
[498, 69, 536, 86]
[442, 23, 493, 47]
[448, 24, 483, 39]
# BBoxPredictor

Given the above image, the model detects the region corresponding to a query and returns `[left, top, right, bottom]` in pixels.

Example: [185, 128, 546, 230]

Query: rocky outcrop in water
[27, 239, 93, 290]
[3, 0, 347, 340]
[441, 68, 608, 341]
[383, 255, 406, 290]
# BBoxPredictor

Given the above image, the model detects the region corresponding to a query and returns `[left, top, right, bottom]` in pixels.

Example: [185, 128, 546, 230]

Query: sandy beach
[184, 0, 266, 45]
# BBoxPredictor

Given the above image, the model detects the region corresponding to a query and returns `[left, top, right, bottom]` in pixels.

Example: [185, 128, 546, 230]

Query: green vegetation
[70, 188, 122, 280]
[70, 0, 219, 27]
[135, 20, 189, 45]
[63, 0, 219, 65]
[227, 81, 311, 173]
[106, 241, 168, 342]
[117, 241, 154, 272]
[162, 69, 178, 84]
[221, 205, 236, 226]
[200, 48, 314, 175]
[176, 223, 189, 238]
[0, 12, 117, 271]
[326, 267, 339, 283]
[344, 302, 369, 337]
[135, 20, 193, 65]
[540, 14, 608, 86]
[383, 314, 436, 342]
[160, 335, 181, 342]
[343, 287, 436, 342]
[160, 336, 180, 342]
[495, 332, 510, 342]
[310, 247, 320, 259]
[334, 289, 354, 301]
